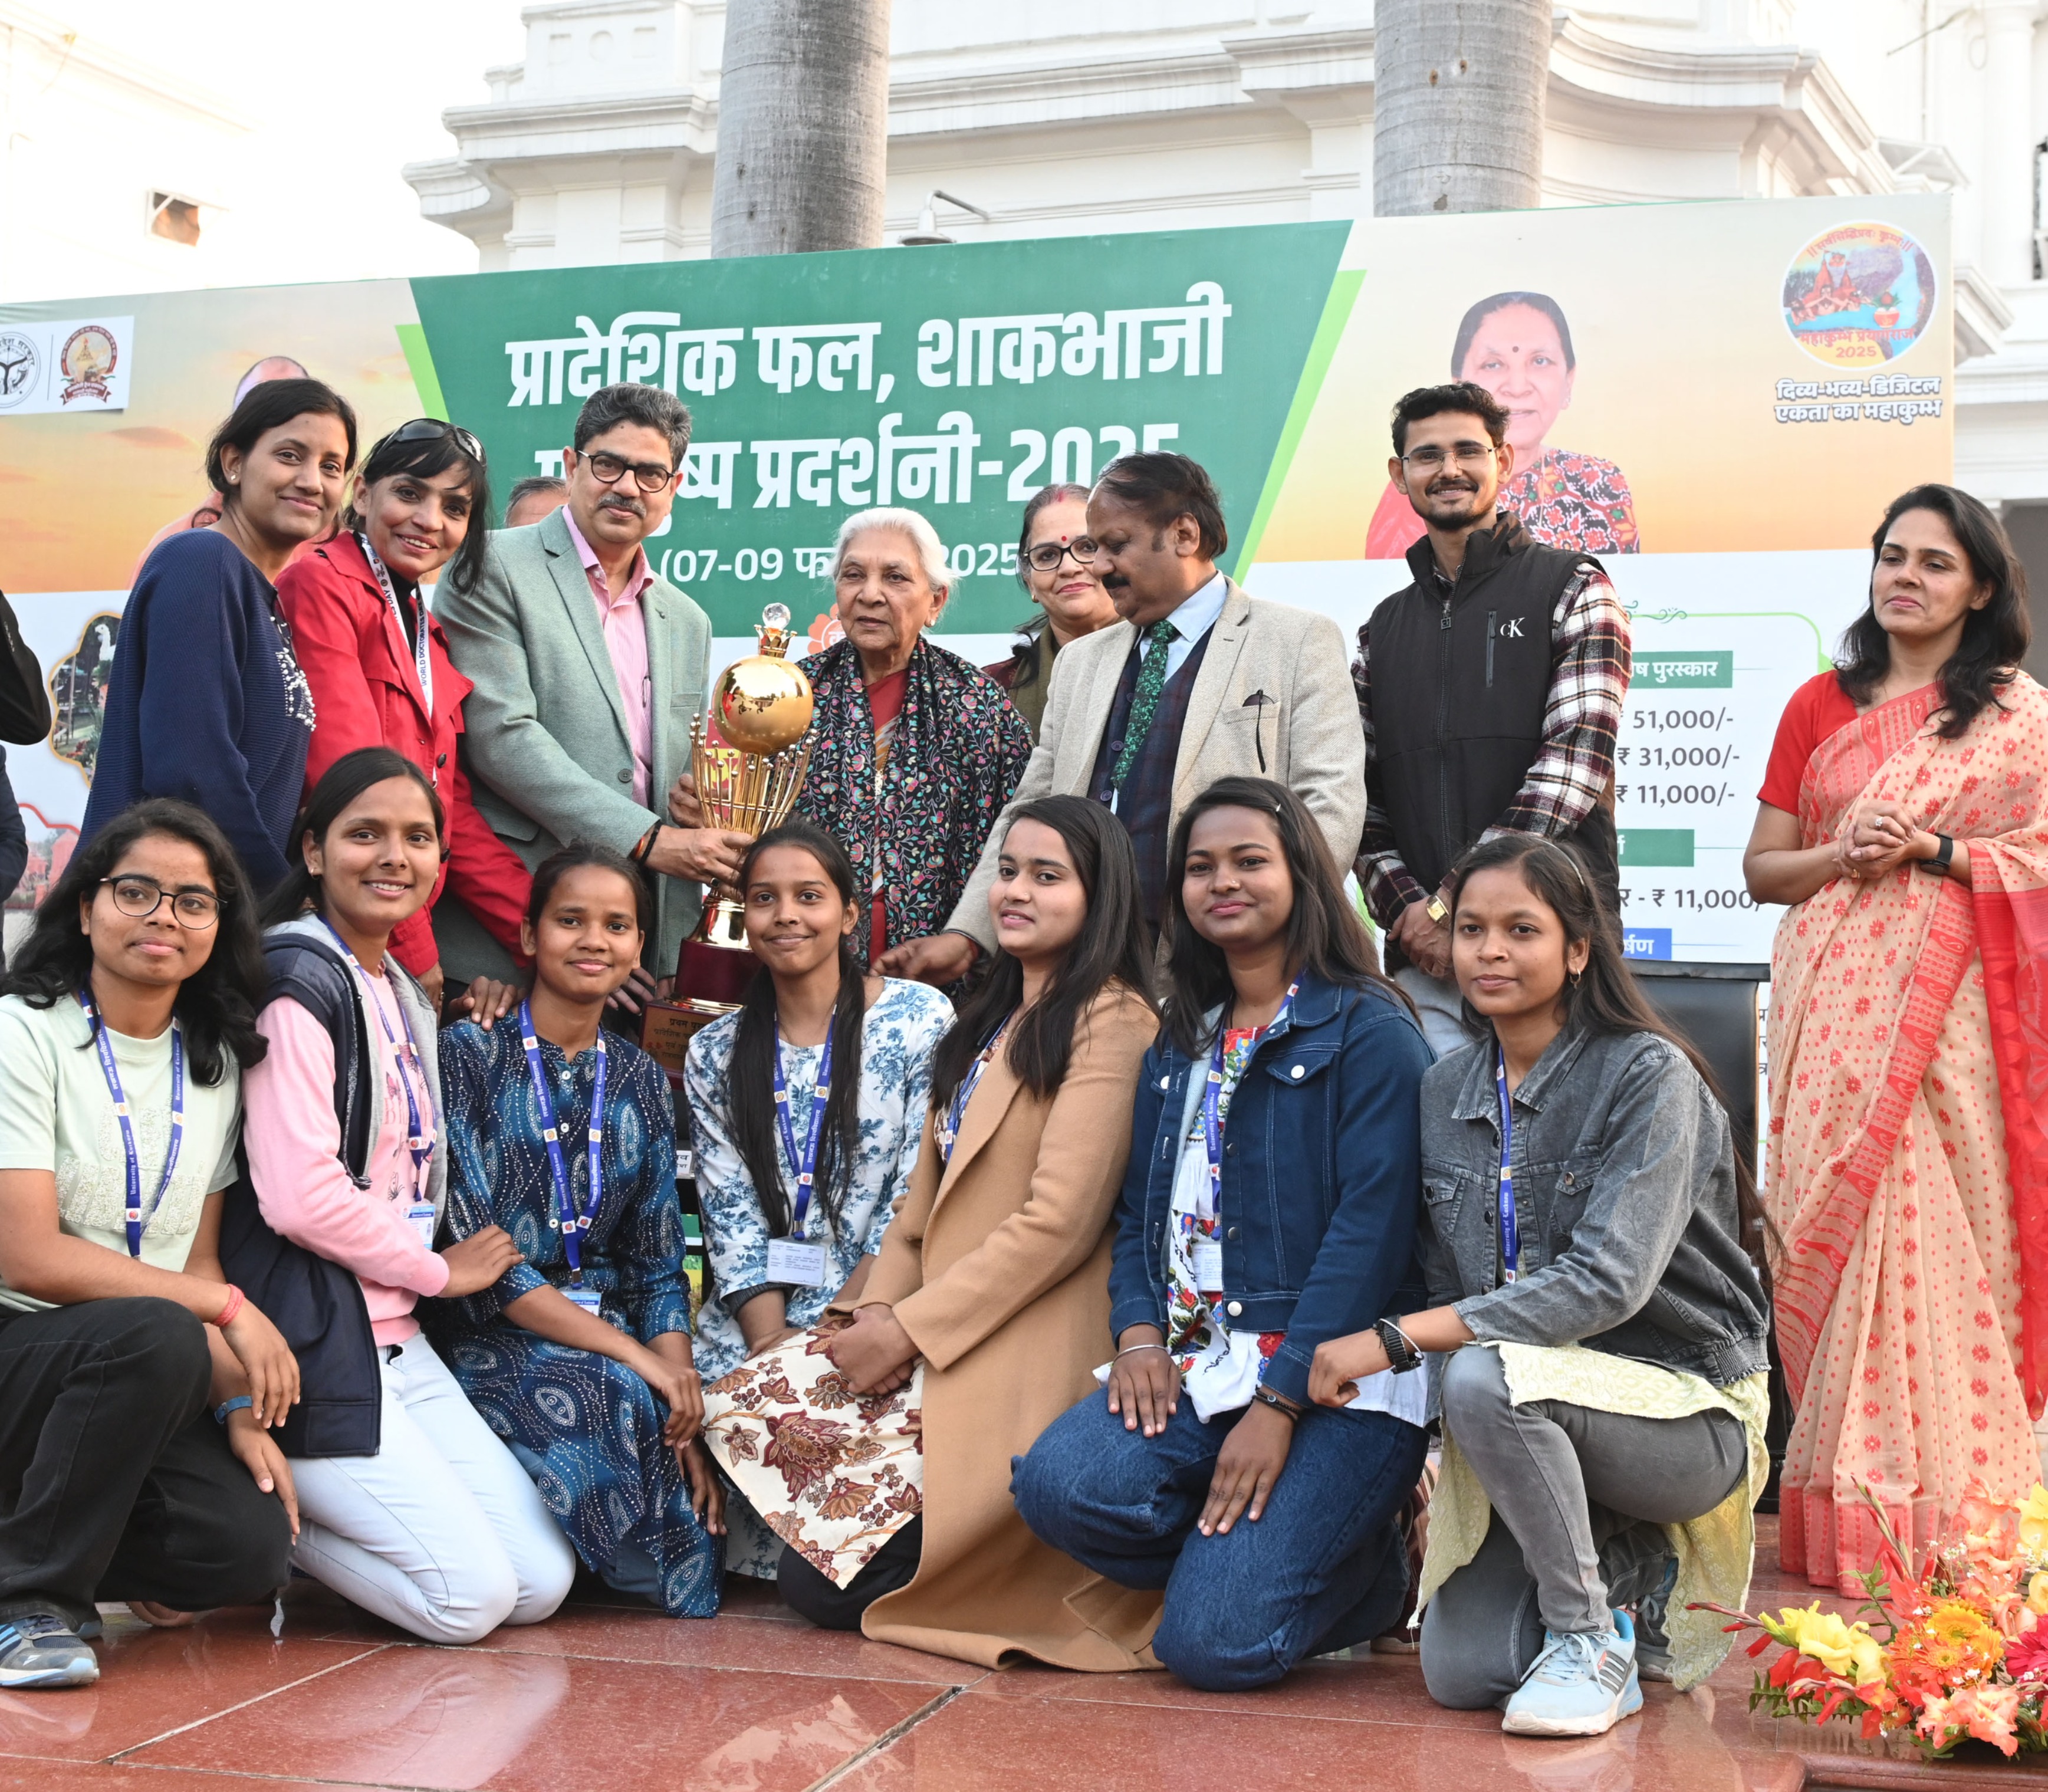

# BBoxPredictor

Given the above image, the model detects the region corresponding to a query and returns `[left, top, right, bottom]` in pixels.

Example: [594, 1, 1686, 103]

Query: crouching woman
[1014, 777, 1434, 1691]
[1309, 834, 1772, 1740]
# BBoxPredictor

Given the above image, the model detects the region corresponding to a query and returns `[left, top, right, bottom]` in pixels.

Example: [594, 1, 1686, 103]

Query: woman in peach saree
[1745, 484, 2048, 1595]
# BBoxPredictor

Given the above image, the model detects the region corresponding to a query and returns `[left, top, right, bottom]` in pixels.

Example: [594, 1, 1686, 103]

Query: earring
[1568, 969, 1583, 987]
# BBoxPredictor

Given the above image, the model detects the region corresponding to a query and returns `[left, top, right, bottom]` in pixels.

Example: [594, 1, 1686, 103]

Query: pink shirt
[244, 987, 448, 1346]
[563, 508, 655, 807]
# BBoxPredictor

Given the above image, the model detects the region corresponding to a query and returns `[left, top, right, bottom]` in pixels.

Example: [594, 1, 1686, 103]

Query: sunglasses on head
[384, 417, 485, 464]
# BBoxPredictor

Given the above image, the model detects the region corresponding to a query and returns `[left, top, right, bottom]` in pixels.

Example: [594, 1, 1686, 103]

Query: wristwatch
[1425, 893, 1451, 925]
[1917, 832, 1955, 875]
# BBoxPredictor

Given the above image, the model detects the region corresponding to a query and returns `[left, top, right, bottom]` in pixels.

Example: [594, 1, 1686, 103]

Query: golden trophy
[642, 603, 816, 1079]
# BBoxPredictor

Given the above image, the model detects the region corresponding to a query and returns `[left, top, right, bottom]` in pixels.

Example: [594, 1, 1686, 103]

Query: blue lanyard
[520, 1002, 606, 1281]
[320, 922, 434, 1176]
[938, 1014, 1011, 1163]
[771, 1025, 834, 1241]
[357, 531, 434, 731]
[77, 990, 183, 1258]
[1495, 1048, 1520, 1284]
[1200, 983, 1297, 1205]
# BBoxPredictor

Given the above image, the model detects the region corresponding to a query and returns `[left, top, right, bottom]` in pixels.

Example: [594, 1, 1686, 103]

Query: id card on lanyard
[319, 922, 436, 1184]
[520, 1002, 607, 1311]
[357, 532, 435, 762]
[937, 1014, 1012, 1165]
[1196, 984, 1297, 1296]
[1495, 1049, 1520, 1285]
[766, 1027, 833, 1288]
[77, 991, 182, 1258]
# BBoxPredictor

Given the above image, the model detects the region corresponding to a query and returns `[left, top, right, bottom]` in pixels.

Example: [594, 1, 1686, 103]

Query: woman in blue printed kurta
[431, 845, 725, 1617]
[685, 820, 951, 1576]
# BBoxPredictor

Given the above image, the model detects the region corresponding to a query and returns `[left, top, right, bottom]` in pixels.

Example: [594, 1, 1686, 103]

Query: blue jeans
[1014, 1391, 1428, 1691]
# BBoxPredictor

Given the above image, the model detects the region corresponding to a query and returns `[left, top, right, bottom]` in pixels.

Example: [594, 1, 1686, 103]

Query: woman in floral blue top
[685, 820, 951, 1573]
[432, 844, 725, 1617]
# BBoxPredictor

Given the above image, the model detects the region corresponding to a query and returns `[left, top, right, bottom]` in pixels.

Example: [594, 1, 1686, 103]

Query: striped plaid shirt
[1352, 562, 1631, 928]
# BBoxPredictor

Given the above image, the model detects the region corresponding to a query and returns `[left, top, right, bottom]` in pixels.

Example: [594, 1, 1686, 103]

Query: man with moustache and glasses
[883, 452, 1365, 981]
[435, 383, 749, 1001]
[1353, 382, 1631, 1054]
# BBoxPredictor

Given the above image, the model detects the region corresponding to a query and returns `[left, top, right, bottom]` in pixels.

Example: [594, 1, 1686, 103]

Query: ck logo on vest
[1501, 617, 1526, 639]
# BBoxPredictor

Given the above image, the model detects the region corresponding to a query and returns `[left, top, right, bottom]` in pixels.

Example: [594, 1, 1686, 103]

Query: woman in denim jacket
[1015, 777, 1432, 1691]
[1310, 834, 1772, 1740]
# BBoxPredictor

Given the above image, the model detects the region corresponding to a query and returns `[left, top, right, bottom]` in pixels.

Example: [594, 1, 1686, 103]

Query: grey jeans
[1420, 1344, 1747, 1710]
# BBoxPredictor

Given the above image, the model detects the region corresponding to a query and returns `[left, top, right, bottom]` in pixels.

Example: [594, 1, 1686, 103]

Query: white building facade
[403, 0, 2048, 645]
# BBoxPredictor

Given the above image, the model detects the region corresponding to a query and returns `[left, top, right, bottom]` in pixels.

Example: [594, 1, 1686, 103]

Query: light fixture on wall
[899, 190, 991, 246]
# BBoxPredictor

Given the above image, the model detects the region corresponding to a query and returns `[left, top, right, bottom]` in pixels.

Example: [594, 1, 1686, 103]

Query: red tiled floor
[0, 1605, 380, 1765]
[122, 1642, 946, 1791]
[0, 1770, 390, 1791]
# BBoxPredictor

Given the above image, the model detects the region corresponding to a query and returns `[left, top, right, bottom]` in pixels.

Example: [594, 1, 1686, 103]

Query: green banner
[409, 224, 1350, 635]
[1618, 829, 1696, 867]
[1633, 652, 1735, 690]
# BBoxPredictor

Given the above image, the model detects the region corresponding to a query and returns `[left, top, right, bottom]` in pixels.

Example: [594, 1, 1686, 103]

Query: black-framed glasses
[386, 417, 485, 463]
[99, 876, 221, 929]
[1398, 443, 1497, 471]
[578, 449, 676, 494]
[1027, 538, 1099, 571]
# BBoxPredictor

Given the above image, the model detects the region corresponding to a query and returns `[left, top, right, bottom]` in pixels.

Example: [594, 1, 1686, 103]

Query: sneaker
[1501, 1610, 1641, 1738]
[0, 1613, 99, 1689]
[1632, 1557, 1678, 1683]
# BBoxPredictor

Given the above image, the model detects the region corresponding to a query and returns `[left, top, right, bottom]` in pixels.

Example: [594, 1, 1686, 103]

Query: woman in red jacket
[277, 420, 531, 1010]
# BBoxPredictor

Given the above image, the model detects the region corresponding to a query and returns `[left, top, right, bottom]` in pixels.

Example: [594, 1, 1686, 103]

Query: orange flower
[1915, 1684, 2021, 1757]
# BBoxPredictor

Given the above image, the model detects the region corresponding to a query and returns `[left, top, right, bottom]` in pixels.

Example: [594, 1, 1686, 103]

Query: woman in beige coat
[784, 794, 1162, 1669]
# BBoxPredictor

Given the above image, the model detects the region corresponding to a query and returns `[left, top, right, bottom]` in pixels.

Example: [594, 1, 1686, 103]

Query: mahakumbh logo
[0, 333, 38, 410]
[1783, 222, 1937, 368]
[58, 325, 119, 405]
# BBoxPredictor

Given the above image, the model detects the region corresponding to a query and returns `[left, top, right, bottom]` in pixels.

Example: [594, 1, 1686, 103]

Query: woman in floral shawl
[794, 508, 1032, 969]
[1745, 484, 2048, 1596]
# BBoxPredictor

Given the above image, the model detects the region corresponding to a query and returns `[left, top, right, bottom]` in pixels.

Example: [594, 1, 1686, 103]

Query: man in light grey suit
[436, 383, 749, 994]
[884, 453, 1365, 985]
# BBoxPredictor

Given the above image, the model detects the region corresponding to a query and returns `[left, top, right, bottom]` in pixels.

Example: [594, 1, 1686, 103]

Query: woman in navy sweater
[84, 379, 357, 893]
[1015, 776, 1433, 1692]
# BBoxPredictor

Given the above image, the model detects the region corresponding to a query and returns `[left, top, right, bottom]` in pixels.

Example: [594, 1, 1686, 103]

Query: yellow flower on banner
[1774, 1605, 1889, 1688]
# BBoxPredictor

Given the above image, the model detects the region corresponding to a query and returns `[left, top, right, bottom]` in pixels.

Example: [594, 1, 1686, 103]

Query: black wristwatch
[1376, 1317, 1423, 1374]
[1917, 832, 1955, 875]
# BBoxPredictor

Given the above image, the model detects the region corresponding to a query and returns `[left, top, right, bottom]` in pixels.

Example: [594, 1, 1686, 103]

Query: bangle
[1251, 1385, 1300, 1421]
[212, 1395, 253, 1426]
[211, 1284, 246, 1329]
[1116, 1341, 1169, 1359]
[1376, 1316, 1423, 1374]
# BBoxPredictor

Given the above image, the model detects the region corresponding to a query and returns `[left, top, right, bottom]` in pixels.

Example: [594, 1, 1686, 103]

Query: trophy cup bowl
[643, 604, 816, 1081]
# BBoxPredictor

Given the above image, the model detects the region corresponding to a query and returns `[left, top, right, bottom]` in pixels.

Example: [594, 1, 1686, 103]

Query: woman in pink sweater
[238, 748, 575, 1642]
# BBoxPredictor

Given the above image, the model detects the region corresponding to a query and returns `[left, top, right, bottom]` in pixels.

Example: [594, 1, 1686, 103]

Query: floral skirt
[443, 1327, 723, 1617]
[702, 1319, 923, 1591]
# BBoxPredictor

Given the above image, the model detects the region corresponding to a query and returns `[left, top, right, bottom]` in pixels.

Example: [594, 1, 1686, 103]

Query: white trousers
[1393, 964, 1470, 1060]
[291, 1336, 577, 1644]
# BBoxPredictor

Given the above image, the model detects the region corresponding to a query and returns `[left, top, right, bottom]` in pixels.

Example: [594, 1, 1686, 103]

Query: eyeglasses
[99, 876, 221, 929]
[386, 417, 485, 463]
[1398, 443, 1497, 471]
[578, 450, 676, 494]
[1026, 538, 1099, 571]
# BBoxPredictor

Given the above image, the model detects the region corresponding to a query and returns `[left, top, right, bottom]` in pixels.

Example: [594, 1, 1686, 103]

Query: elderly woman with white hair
[792, 508, 1032, 969]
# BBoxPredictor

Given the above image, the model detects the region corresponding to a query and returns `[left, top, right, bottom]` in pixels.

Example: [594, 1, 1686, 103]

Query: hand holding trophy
[642, 603, 816, 1077]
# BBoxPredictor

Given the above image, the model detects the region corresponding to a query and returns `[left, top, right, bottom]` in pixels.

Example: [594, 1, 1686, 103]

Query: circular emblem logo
[58, 325, 118, 405]
[0, 332, 39, 410]
[1783, 222, 1937, 368]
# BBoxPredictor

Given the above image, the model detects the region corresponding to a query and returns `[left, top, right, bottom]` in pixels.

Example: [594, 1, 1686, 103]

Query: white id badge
[1192, 1238, 1225, 1294]
[677, 1148, 696, 1181]
[406, 1202, 438, 1248]
[565, 1283, 604, 1314]
[766, 1238, 830, 1287]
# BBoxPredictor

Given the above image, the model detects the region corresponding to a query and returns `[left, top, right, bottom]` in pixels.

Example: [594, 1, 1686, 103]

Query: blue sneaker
[1501, 1609, 1641, 1737]
[0, 1613, 98, 1689]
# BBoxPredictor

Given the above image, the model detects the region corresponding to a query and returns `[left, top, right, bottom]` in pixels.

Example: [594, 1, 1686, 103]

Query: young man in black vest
[1353, 382, 1632, 1054]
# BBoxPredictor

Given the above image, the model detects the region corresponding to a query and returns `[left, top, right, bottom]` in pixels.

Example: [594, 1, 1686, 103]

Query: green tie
[1110, 620, 1179, 791]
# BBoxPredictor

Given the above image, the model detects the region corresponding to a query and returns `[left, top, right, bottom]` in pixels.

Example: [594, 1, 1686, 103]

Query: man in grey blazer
[435, 383, 750, 991]
[883, 453, 1365, 984]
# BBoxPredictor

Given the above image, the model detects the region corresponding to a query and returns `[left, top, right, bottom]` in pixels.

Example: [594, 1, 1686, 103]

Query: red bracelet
[211, 1284, 245, 1329]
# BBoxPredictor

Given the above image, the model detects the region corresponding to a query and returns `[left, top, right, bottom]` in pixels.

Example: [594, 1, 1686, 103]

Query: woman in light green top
[0, 798, 298, 1691]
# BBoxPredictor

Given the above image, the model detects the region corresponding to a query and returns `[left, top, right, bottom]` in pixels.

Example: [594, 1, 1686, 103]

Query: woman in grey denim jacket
[1309, 834, 1771, 1740]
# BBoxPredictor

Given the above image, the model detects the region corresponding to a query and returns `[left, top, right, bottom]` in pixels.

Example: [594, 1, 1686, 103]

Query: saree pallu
[1769, 673, 2048, 1593]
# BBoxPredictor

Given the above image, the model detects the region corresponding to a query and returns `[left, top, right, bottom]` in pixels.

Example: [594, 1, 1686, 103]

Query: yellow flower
[1776, 1604, 1888, 1686]
[2020, 1486, 2048, 1561]
[1919, 1600, 2006, 1676]
[2027, 1572, 2048, 1617]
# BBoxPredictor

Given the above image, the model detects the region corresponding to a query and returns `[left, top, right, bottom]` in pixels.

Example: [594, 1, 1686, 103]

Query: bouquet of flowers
[1713, 1484, 2048, 1760]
